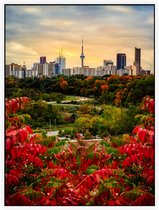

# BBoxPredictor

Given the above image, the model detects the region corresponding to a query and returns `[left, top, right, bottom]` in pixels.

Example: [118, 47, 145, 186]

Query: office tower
[56, 51, 66, 74]
[134, 47, 141, 75]
[40, 56, 46, 64]
[117, 53, 126, 69]
[80, 37, 85, 67]
[52, 62, 60, 75]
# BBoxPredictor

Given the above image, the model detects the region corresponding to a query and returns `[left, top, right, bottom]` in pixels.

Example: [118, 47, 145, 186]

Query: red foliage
[101, 84, 109, 93]
[6, 194, 33, 206]
[133, 193, 154, 206]
[5, 96, 155, 206]
[5, 97, 47, 202]
[115, 90, 123, 107]
[6, 97, 30, 115]
[59, 77, 68, 90]
[141, 96, 154, 114]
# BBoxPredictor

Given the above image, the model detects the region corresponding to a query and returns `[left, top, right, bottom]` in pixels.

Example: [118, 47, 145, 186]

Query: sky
[5, 5, 154, 72]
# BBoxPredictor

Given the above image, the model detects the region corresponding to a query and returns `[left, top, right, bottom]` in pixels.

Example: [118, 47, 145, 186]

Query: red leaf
[133, 193, 154, 205]
[138, 127, 147, 142]
[147, 175, 154, 185]
[25, 125, 33, 134]
[123, 157, 131, 167]
[131, 154, 138, 162]
[6, 138, 12, 151]
[132, 126, 140, 135]
[7, 194, 33, 206]
[18, 128, 28, 142]
[6, 130, 17, 137]
[149, 130, 154, 145]
[110, 160, 118, 169]
[148, 99, 154, 114]
[6, 174, 19, 185]
[86, 176, 93, 189]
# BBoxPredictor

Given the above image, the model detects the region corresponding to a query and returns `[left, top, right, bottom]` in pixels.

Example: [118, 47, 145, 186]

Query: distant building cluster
[5, 39, 151, 78]
[5, 54, 66, 78]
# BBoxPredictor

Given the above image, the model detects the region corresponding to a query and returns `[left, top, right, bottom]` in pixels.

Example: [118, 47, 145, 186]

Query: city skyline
[6, 5, 154, 72]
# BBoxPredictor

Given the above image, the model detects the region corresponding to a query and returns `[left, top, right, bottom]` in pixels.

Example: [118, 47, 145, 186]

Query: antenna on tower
[80, 35, 85, 68]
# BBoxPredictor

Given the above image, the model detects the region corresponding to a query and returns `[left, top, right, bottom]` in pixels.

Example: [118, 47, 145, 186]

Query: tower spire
[80, 36, 85, 68]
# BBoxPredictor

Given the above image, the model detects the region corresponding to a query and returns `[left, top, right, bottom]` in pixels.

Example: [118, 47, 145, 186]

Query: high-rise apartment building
[117, 53, 126, 69]
[134, 47, 141, 75]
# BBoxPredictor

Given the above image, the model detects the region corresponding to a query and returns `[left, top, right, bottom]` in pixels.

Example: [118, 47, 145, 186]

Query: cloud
[106, 6, 134, 14]
[7, 42, 38, 57]
[146, 16, 154, 25]
[40, 19, 76, 27]
[23, 7, 41, 15]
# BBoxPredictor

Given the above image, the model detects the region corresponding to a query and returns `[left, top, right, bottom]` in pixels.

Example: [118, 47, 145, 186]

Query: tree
[59, 77, 68, 90]
[75, 117, 92, 134]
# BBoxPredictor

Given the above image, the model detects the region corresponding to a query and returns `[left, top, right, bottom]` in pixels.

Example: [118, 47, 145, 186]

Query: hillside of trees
[6, 74, 154, 107]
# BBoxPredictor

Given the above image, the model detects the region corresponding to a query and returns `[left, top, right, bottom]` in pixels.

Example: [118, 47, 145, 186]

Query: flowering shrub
[5, 97, 154, 206]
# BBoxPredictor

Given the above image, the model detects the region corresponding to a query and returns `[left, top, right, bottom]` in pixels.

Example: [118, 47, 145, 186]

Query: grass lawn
[64, 95, 78, 101]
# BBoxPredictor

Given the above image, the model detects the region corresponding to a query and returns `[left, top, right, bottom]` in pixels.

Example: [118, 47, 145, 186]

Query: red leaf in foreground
[5, 174, 19, 185]
[148, 99, 154, 114]
[25, 125, 33, 134]
[138, 127, 147, 142]
[123, 157, 131, 167]
[149, 130, 154, 145]
[6, 194, 33, 206]
[133, 193, 154, 206]
[6, 130, 17, 137]
[132, 126, 140, 135]
[18, 128, 28, 142]
[6, 138, 12, 151]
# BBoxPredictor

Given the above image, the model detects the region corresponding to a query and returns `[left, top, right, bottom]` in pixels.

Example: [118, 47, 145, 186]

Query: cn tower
[80, 36, 85, 67]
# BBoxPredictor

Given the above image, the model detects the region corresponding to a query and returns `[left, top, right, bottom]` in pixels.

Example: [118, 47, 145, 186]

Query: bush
[84, 131, 92, 139]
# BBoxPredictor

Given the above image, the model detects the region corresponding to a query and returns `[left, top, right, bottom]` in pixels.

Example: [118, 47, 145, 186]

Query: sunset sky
[5, 5, 154, 72]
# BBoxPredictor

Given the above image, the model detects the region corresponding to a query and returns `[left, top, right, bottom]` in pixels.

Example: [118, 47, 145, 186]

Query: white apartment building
[43, 63, 48, 76]
[117, 69, 129, 76]
[25, 69, 33, 78]
[32, 62, 49, 77]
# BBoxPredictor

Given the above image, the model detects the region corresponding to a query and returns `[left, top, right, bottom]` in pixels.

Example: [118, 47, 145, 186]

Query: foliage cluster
[5, 96, 154, 206]
[75, 104, 141, 136]
[6, 74, 154, 107]
[21, 100, 78, 129]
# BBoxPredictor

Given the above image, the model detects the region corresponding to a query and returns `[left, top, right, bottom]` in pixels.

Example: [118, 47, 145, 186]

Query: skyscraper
[56, 50, 66, 74]
[80, 37, 85, 67]
[117, 53, 126, 69]
[134, 47, 141, 75]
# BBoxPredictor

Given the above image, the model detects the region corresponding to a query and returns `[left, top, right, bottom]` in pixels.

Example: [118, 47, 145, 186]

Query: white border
[1, 1, 158, 209]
